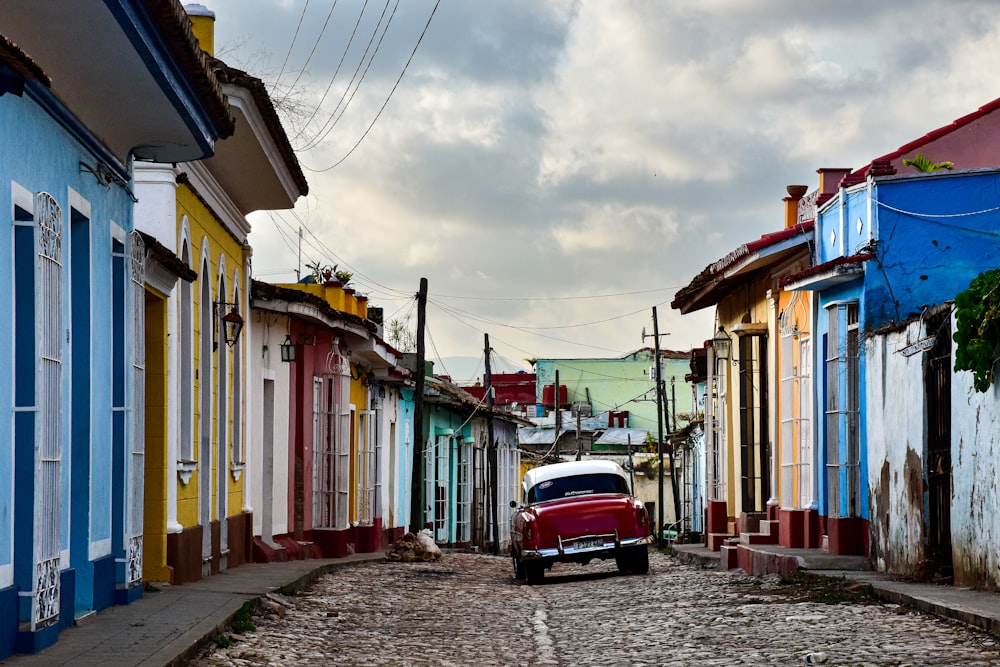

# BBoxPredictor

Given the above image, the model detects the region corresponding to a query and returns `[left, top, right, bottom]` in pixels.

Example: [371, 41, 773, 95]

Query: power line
[297, 0, 397, 153]
[431, 285, 684, 301]
[274, 0, 312, 86]
[429, 298, 627, 355]
[301, 0, 441, 171]
[279, 1, 341, 103]
[290, 0, 371, 141]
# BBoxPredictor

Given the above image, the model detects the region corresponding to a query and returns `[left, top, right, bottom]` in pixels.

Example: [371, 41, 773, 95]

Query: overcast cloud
[205, 0, 1000, 381]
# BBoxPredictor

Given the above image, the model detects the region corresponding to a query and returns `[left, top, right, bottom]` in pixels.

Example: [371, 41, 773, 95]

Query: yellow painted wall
[175, 183, 248, 528]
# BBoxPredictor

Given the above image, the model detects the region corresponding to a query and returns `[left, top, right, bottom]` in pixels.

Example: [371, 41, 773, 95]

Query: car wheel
[617, 546, 649, 575]
[525, 560, 544, 585]
[630, 546, 649, 575]
[512, 552, 525, 580]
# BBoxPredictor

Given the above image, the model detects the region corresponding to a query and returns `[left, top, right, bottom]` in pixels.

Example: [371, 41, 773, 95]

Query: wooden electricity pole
[484, 333, 499, 554]
[409, 278, 427, 532]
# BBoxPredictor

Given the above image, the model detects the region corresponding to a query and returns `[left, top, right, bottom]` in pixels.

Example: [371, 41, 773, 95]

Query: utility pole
[484, 333, 499, 554]
[554, 370, 561, 459]
[409, 278, 427, 533]
[642, 308, 672, 547]
[652, 308, 666, 548]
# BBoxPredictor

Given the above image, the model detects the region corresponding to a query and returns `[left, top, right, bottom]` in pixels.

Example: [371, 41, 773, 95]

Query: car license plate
[575, 538, 602, 550]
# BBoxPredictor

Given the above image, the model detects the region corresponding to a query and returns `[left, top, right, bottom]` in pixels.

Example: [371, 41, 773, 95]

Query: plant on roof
[954, 268, 1000, 392]
[305, 260, 352, 286]
[901, 153, 954, 172]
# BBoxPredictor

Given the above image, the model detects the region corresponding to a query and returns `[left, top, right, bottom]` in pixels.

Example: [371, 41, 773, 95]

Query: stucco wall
[951, 351, 1000, 590]
[247, 313, 291, 541]
[864, 325, 927, 577]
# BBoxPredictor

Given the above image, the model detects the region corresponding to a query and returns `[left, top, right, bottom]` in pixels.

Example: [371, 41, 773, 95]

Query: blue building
[784, 159, 1000, 558]
[0, 1, 231, 656]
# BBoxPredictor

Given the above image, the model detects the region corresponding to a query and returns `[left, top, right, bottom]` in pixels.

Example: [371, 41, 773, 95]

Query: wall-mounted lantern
[280, 334, 296, 363]
[712, 325, 732, 363]
[214, 302, 244, 348]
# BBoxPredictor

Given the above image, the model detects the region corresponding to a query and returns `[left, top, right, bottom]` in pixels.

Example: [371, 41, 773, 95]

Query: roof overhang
[673, 224, 814, 314]
[203, 78, 308, 214]
[781, 253, 874, 292]
[0, 0, 233, 165]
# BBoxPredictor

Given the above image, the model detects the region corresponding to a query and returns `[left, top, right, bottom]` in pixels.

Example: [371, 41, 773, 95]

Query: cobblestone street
[190, 552, 1000, 666]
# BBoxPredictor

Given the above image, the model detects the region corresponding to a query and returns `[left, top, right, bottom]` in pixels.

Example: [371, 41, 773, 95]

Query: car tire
[617, 546, 649, 575]
[512, 552, 525, 580]
[525, 560, 544, 585]
[630, 546, 649, 575]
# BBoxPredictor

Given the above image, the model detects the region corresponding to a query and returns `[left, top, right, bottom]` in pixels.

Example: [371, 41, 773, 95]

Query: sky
[202, 0, 1000, 383]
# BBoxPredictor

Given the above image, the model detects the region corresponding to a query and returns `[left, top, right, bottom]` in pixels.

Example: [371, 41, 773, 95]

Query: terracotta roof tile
[148, 0, 234, 139]
[0, 33, 49, 90]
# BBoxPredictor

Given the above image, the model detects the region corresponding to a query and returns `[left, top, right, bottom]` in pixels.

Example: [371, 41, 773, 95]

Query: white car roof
[523, 460, 627, 490]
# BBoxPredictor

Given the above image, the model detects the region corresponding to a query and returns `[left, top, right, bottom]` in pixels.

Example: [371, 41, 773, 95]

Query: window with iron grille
[126, 231, 145, 587]
[358, 410, 375, 526]
[779, 302, 813, 510]
[231, 287, 243, 466]
[707, 357, 727, 502]
[14, 190, 63, 630]
[825, 302, 860, 518]
[738, 332, 769, 512]
[455, 438, 471, 543]
[313, 376, 337, 529]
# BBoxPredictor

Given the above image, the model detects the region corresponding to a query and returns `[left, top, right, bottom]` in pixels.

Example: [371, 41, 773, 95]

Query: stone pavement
[673, 542, 1000, 639]
[5, 544, 1000, 665]
[0, 553, 385, 667]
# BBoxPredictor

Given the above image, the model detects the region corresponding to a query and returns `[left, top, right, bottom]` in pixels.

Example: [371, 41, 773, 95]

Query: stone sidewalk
[0, 553, 385, 667]
[6, 545, 1000, 665]
[673, 542, 1000, 638]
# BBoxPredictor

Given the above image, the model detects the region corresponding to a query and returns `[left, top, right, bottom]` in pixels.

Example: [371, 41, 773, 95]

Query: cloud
[213, 0, 1000, 380]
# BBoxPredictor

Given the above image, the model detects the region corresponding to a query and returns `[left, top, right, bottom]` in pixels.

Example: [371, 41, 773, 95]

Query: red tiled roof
[710, 221, 814, 275]
[852, 97, 1000, 180]
[673, 221, 814, 311]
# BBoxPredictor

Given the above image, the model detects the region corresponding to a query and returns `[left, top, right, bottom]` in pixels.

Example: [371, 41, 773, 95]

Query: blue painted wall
[1, 77, 134, 650]
[866, 171, 1000, 328]
[396, 388, 415, 530]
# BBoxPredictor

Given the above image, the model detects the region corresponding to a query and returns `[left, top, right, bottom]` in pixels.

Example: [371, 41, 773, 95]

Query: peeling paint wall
[864, 324, 927, 576]
[950, 330, 1000, 590]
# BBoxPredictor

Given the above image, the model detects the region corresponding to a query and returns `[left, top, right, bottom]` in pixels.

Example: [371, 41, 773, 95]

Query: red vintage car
[509, 460, 653, 584]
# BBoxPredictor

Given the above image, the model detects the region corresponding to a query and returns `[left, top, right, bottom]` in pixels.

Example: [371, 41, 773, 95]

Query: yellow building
[134, 4, 307, 583]
[672, 184, 815, 553]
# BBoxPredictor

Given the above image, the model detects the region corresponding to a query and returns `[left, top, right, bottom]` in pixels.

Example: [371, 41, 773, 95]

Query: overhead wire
[274, 0, 312, 86]
[301, 0, 442, 171]
[278, 0, 340, 104]
[429, 297, 627, 355]
[424, 319, 451, 378]
[297, 0, 397, 153]
[290, 0, 371, 141]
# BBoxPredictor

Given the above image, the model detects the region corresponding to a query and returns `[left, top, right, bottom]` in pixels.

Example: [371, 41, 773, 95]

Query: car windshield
[528, 473, 630, 504]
